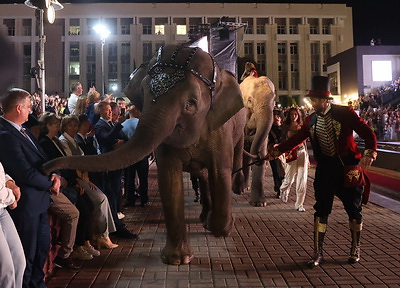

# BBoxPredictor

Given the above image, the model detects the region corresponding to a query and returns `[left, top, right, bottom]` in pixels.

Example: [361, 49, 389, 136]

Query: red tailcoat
[278, 104, 377, 163]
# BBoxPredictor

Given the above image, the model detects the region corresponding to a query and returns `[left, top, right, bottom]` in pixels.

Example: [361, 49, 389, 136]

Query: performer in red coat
[270, 76, 377, 268]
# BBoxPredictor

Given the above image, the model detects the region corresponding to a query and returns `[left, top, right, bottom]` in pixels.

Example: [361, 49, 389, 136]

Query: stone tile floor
[46, 164, 400, 288]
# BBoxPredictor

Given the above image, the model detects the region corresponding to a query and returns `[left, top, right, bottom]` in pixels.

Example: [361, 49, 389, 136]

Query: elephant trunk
[42, 108, 175, 175]
[250, 106, 274, 157]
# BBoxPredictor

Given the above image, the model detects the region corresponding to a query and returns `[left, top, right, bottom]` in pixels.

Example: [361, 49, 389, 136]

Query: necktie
[315, 113, 337, 157]
[20, 127, 38, 149]
[108, 121, 114, 127]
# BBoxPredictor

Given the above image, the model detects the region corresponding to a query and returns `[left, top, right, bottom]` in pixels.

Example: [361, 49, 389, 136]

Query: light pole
[24, 0, 63, 113]
[94, 24, 110, 96]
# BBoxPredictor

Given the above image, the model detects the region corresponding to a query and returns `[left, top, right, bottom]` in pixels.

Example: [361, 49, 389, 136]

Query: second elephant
[240, 63, 276, 206]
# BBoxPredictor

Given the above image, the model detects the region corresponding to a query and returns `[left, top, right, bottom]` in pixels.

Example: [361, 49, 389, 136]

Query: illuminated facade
[0, 2, 353, 105]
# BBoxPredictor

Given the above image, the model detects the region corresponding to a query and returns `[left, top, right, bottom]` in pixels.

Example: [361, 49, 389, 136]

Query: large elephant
[43, 45, 246, 265]
[239, 62, 276, 206]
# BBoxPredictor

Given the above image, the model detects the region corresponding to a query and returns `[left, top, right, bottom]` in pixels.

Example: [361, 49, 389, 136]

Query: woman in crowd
[39, 113, 99, 263]
[58, 114, 118, 249]
[74, 95, 89, 116]
[279, 107, 309, 212]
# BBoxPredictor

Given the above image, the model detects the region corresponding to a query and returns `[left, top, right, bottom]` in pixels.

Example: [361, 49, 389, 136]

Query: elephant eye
[184, 99, 197, 113]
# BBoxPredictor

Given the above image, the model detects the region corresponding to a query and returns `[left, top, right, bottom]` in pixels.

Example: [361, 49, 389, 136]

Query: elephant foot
[249, 197, 267, 207]
[161, 243, 194, 265]
[199, 208, 208, 224]
[232, 172, 245, 195]
[206, 214, 234, 237]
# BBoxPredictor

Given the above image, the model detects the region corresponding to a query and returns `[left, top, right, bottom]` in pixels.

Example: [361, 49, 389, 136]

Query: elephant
[239, 62, 276, 207]
[43, 44, 246, 265]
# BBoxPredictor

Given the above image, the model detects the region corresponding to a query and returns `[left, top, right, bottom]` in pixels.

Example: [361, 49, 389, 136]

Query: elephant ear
[207, 69, 244, 130]
[123, 63, 148, 111]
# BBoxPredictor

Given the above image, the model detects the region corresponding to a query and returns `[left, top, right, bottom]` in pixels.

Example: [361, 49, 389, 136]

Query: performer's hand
[359, 156, 374, 171]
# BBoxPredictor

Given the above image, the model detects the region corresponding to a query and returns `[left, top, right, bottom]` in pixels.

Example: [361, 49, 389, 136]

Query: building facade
[0, 2, 353, 105]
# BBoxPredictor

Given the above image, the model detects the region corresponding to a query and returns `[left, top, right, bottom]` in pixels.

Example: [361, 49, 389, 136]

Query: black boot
[307, 216, 327, 268]
[348, 219, 362, 264]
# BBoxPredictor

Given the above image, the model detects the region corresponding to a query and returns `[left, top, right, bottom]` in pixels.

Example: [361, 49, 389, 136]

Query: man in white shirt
[67, 82, 83, 114]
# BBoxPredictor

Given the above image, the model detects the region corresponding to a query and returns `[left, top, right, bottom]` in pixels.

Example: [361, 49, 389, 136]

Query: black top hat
[305, 76, 332, 99]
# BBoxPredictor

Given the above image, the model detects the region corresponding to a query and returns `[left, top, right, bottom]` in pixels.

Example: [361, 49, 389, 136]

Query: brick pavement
[46, 163, 400, 288]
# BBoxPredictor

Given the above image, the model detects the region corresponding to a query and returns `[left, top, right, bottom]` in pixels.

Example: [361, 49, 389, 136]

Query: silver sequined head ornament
[147, 46, 217, 102]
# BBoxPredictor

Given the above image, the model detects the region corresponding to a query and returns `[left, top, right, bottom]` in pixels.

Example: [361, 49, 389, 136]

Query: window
[143, 25, 152, 35]
[121, 62, 130, 74]
[155, 25, 165, 35]
[4, 19, 15, 36]
[322, 43, 331, 56]
[176, 25, 186, 35]
[87, 18, 99, 35]
[87, 63, 96, 74]
[291, 77, 299, 90]
[278, 43, 286, 55]
[258, 60, 266, 74]
[244, 43, 253, 57]
[256, 18, 268, 34]
[121, 43, 130, 56]
[278, 60, 286, 72]
[121, 18, 133, 35]
[257, 43, 265, 55]
[87, 78, 96, 90]
[310, 25, 318, 34]
[322, 25, 330, 34]
[23, 44, 31, 57]
[87, 43, 96, 57]
[143, 42, 152, 62]
[23, 19, 32, 36]
[289, 25, 298, 34]
[70, 43, 79, 59]
[291, 61, 298, 72]
[109, 63, 117, 73]
[277, 25, 286, 34]
[279, 77, 287, 90]
[69, 62, 80, 76]
[290, 43, 298, 55]
[256, 25, 264, 34]
[69, 19, 80, 35]
[104, 18, 117, 35]
[311, 59, 319, 72]
[310, 43, 319, 55]
[108, 42, 117, 57]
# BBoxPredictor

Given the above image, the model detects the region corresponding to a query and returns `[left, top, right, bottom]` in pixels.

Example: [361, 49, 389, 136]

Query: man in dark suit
[270, 76, 377, 268]
[94, 101, 138, 239]
[0, 88, 61, 288]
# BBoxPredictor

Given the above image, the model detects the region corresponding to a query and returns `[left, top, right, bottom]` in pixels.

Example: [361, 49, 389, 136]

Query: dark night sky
[3, 0, 400, 46]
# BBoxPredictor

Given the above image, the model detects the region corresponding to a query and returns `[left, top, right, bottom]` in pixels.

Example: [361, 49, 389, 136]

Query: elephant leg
[156, 147, 193, 265]
[242, 153, 252, 190]
[207, 162, 234, 237]
[249, 144, 267, 207]
[232, 134, 245, 195]
[197, 171, 210, 225]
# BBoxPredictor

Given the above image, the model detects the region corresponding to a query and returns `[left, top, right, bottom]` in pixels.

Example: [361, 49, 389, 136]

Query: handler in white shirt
[0, 162, 26, 288]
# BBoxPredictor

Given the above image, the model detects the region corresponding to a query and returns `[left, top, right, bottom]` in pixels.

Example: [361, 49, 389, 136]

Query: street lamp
[94, 24, 110, 96]
[24, 0, 64, 113]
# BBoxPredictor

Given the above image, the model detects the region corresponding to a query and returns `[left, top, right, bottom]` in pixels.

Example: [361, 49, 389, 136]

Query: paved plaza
[46, 163, 400, 288]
